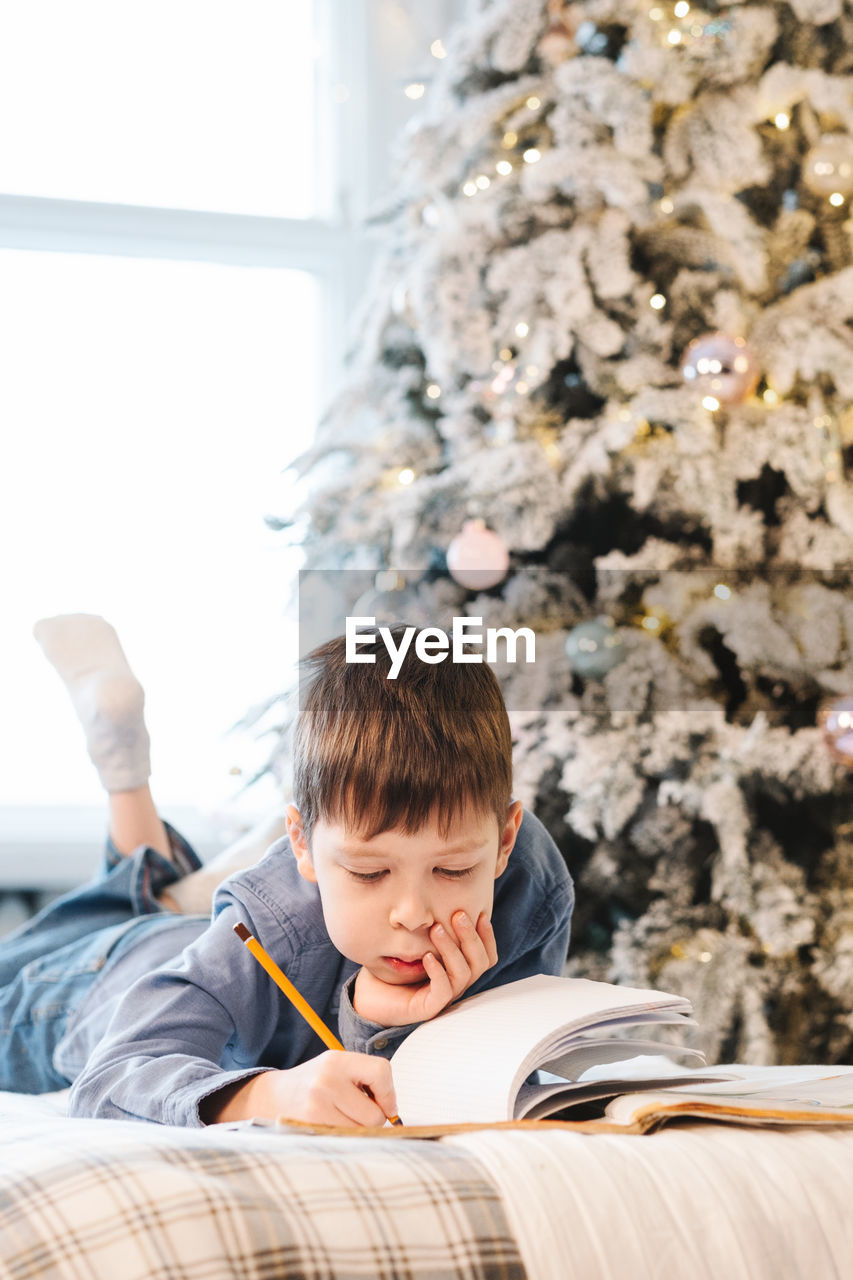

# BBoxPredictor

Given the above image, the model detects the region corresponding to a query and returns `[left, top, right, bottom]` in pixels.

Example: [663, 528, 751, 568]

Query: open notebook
[387, 973, 733, 1125]
[224, 975, 853, 1136]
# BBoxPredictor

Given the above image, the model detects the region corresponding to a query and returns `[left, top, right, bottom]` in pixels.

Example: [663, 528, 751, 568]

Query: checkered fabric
[0, 1112, 526, 1280]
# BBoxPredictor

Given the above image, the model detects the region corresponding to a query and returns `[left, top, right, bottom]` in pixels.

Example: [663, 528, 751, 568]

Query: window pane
[0, 249, 315, 812]
[0, 1, 317, 217]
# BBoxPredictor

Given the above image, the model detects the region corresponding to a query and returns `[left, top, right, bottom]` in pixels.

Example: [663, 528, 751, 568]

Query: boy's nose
[389, 895, 434, 931]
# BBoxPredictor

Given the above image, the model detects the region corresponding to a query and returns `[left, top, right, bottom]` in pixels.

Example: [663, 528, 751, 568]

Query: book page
[605, 1066, 853, 1126]
[541, 1039, 706, 1081]
[389, 973, 691, 1125]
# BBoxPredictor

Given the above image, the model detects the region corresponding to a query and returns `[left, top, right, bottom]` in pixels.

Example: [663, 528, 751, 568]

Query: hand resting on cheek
[352, 909, 498, 1027]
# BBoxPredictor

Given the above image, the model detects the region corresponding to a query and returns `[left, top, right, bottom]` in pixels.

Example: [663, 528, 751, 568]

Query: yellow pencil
[233, 921, 403, 1126]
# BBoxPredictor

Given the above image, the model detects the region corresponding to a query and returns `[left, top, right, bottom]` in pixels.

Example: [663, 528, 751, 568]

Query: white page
[516, 1069, 738, 1120]
[390, 973, 691, 1125]
[541, 1039, 706, 1081]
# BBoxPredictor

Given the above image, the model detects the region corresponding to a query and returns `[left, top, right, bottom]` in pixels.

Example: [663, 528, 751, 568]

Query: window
[0, 248, 315, 814]
[0, 0, 318, 217]
[0, 0, 464, 870]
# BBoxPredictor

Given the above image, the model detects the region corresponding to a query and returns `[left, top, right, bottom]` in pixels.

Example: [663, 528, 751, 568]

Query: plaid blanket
[0, 1107, 525, 1280]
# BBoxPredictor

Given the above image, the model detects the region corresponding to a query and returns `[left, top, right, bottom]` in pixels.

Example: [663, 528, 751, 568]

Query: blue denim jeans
[0, 823, 207, 1093]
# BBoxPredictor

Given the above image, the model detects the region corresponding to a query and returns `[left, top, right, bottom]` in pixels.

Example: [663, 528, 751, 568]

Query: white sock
[162, 810, 288, 915]
[33, 613, 151, 793]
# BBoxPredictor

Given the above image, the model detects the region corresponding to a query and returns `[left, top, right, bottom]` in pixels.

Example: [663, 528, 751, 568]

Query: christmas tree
[262, 0, 853, 1066]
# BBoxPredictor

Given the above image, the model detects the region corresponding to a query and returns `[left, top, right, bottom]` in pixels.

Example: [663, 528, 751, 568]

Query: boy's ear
[495, 800, 523, 878]
[286, 804, 317, 883]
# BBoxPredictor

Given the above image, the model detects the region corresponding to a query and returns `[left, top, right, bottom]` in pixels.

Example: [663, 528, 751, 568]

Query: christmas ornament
[539, 1, 577, 65]
[680, 333, 761, 407]
[802, 135, 853, 200]
[446, 519, 510, 590]
[819, 695, 853, 766]
[564, 617, 626, 679]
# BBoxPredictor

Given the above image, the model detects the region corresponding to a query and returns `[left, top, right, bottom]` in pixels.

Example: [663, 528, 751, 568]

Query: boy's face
[287, 800, 522, 985]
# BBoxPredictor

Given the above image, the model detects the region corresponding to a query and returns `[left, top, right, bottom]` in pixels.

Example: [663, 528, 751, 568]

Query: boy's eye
[437, 866, 475, 879]
[346, 868, 387, 883]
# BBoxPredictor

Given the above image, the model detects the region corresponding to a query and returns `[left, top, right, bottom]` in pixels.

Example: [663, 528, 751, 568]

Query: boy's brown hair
[292, 624, 513, 846]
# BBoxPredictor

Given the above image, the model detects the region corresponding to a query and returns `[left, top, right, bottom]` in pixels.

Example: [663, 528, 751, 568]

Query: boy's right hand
[200, 1051, 397, 1128]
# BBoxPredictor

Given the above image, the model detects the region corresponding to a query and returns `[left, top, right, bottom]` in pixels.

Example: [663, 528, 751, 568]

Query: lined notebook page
[390, 973, 689, 1125]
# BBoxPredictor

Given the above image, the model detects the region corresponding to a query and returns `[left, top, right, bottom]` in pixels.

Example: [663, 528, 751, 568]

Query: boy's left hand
[353, 910, 498, 1027]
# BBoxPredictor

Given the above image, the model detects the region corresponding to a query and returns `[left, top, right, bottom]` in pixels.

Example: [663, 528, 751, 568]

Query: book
[584, 1066, 853, 1133]
[221, 974, 853, 1136]
[385, 973, 732, 1126]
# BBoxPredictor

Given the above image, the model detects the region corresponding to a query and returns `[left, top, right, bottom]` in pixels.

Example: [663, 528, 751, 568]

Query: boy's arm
[67, 901, 287, 1126]
[68, 885, 398, 1129]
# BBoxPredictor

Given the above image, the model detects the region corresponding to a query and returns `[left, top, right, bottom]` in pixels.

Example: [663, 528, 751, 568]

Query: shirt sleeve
[67, 890, 290, 1127]
[336, 973, 417, 1059]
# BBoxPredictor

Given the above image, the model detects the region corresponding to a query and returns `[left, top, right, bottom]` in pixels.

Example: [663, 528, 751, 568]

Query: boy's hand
[202, 1051, 397, 1127]
[353, 910, 498, 1027]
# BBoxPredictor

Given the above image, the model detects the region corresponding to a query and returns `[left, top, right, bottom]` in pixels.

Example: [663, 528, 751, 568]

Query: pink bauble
[446, 519, 510, 590]
[680, 332, 761, 406]
[819, 695, 853, 767]
[539, 20, 576, 65]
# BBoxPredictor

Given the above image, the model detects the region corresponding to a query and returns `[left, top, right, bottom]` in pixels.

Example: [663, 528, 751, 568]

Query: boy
[1, 614, 574, 1127]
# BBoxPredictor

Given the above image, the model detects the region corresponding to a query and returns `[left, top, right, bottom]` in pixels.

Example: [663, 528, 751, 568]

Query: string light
[405, 83, 425, 100]
[762, 388, 779, 405]
[774, 113, 790, 130]
[714, 584, 732, 600]
[426, 384, 441, 400]
[702, 395, 721, 411]
[523, 147, 541, 164]
[667, 28, 682, 43]
[476, 174, 491, 189]
[515, 321, 530, 337]
[659, 197, 674, 214]
[430, 39, 447, 58]
[499, 347, 513, 361]
[397, 468, 415, 485]
[650, 293, 666, 310]
[526, 96, 541, 110]
[463, 181, 477, 197]
[829, 192, 845, 206]
[496, 160, 513, 176]
[674, 0, 690, 13]
[649, 6, 664, 19]
[502, 131, 518, 148]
